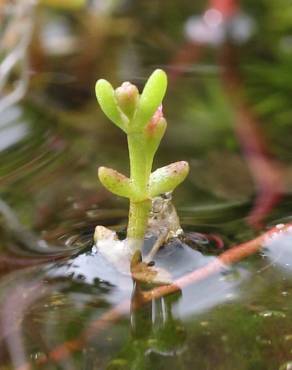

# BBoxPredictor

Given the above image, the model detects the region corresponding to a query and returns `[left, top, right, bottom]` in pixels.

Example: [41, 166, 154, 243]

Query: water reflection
[263, 225, 292, 273]
[49, 233, 247, 312]
[0, 198, 81, 256]
[0, 229, 250, 368]
[0, 106, 29, 152]
[0, 277, 50, 370]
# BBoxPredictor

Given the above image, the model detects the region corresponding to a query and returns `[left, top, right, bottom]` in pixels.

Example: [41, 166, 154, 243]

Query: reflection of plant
[95, 70, 189, 245]
[107, 290, 186, 370]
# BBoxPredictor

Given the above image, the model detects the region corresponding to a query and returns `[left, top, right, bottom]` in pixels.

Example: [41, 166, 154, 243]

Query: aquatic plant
[95, 69, 189, 247]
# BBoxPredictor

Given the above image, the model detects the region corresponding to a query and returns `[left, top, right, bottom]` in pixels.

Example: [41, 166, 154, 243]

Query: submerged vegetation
[95, 69, 189, 247]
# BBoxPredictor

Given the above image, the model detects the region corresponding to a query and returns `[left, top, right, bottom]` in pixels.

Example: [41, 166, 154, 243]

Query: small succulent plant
[95, 69, 189, 249]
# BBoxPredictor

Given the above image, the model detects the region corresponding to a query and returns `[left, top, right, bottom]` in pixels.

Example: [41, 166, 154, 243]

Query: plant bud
[115, 82, 139, 119]
[143, 105, 167, 161]
[145, 105, 167, 139]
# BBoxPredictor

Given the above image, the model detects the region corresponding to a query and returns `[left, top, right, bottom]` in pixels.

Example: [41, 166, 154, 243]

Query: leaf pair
[95, 69, 167, 134]
[98, 161, 189, 201]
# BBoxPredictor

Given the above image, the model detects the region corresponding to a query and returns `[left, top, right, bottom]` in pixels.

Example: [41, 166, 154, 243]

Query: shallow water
[1, 0, 292, 369]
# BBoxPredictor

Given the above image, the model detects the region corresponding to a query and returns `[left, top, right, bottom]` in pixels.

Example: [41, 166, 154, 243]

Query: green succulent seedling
[95, 69, 189, 247]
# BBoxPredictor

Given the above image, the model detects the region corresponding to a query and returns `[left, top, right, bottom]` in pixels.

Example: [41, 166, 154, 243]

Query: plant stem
[127, 134, 152, 197]
[127, 132, 154, 242]
[127, 199, 151, 241]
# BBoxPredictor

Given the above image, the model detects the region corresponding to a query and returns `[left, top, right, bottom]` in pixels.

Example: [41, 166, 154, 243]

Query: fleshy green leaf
[95, 79, 128, 131]
[98, 167, 132, 198]
[134, 69, 167, 129]
[149, 161, 189, 197]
